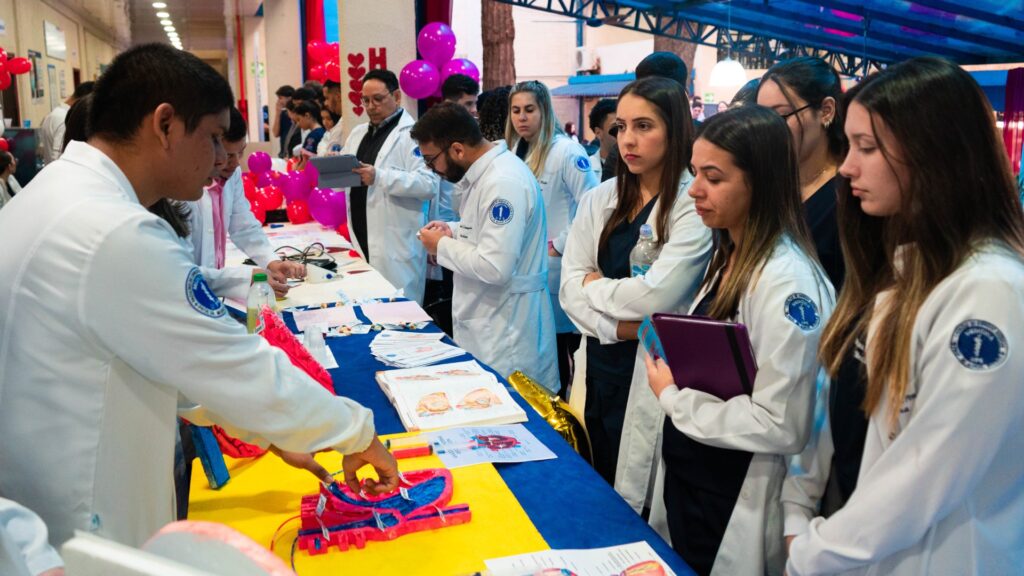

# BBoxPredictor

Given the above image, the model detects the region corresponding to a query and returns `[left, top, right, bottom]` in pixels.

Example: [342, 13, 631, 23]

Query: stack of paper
[485, 541, 676, 576]
[376, 360, 528, 431]
[369, 331, 467, 368]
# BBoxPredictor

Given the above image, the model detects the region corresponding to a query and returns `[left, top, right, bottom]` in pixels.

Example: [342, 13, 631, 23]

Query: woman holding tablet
[645, 105, 834, 575]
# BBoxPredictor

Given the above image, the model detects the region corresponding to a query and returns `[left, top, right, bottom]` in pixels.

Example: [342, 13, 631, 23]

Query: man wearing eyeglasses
[341, 69, 439, 304]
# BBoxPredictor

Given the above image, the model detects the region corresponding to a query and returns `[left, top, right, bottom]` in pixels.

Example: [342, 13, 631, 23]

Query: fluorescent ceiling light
[164, 25, 176, 31]
[152, 2, 167, 8]
[160, 19, 172, 25]
[156, 11, 170, 18]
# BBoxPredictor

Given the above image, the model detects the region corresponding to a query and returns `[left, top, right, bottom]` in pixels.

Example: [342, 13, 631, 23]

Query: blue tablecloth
[283, 305, 695, 575]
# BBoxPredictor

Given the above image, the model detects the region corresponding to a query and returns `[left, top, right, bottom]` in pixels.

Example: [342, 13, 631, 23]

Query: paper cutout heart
[352, 105, 364, 116]
[349, 79, 362, 92]
[348, 91, 362, 107]
[348, 65, 366, 80]
[347, 52, 365, 67]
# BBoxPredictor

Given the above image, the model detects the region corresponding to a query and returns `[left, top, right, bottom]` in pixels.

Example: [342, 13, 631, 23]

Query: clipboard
[308, 154, 362, 189]
[640, 313, 757, 400]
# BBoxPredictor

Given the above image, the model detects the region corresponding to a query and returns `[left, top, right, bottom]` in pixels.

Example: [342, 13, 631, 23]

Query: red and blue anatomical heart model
[297, 468, 471, 554]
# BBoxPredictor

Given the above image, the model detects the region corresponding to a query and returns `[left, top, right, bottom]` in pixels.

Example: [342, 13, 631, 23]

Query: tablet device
[650, 313, 757, 400]
[308, 154, 362, 189]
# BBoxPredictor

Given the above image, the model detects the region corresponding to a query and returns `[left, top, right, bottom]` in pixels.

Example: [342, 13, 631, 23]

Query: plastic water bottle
[246, 272, 276, 334]
[630, 224, 659, 278]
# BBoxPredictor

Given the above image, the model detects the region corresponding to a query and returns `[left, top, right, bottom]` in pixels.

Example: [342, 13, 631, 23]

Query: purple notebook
[651, 313, 757, 400]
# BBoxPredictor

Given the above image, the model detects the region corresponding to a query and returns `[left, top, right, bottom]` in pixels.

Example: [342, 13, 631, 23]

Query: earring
[824, 119, 832, 129]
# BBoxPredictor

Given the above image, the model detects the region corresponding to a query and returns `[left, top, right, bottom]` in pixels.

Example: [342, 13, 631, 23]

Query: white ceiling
[127, 0, 228, 52]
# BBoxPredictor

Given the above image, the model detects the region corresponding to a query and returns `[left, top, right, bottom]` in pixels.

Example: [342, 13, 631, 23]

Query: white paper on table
[320, 346, 339, 369]
[424, 424, 556, 469]
[485, 541, 676, 576]
[360, 301, 432, 325]
[291, 306, 359, 332]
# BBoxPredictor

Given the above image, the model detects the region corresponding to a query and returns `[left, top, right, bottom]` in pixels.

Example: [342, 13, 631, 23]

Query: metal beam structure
[494, 0, 888, 75]
[493, 0, 1024, 71]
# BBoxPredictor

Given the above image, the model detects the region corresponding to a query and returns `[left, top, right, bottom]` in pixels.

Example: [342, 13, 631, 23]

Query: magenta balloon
[247, 151, 272, 173]
[441, 58, 481, 84]
[399, 60, 440, 100]
[282, 171, 310, 202]
[303, 163, 320, 189]
[308, 187, 347, 228]
[255, 170, 274, 188]
[417, 22, 457, 67]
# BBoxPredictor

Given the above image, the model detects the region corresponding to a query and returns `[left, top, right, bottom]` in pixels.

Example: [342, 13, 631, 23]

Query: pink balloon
[441, 58, 480, 84]
[286, 200, 312, 224]
[303, 163, 320, 189]
[417, 22, 457, 67]
[399, 60, 440, 100]
[282, 170, 310, 202]
[308, 187, 347, 228]
[255, 170, 274, 188]
[247, 151, 272, 173]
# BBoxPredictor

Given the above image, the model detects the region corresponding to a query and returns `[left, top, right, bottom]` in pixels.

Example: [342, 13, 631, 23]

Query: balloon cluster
[399, 23, 480, 100]
[243, 151, 347, 229]
[0, 48, 32, 91]
[306, 40, 341, 84]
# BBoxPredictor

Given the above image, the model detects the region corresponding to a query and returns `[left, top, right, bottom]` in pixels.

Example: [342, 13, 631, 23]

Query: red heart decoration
[348, 65, 366, 80]
[352, 105, 364, 116]
[348, 91, 362, 107]
[349, 79, 362, 92]
[347, 53, 365, 67]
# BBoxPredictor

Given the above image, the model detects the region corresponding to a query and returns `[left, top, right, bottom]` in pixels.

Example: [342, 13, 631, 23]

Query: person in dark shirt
[272, 85, 294, 158]
[295, 100, 325, 168]
[587, 98, 617, 182]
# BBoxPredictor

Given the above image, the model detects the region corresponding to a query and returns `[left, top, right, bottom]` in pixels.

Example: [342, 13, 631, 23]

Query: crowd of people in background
[0, 40, 1022, 576]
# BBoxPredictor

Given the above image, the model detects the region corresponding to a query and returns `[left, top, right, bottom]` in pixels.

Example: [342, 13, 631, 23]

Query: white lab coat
[0, 142, 377, 548]
[38, 103, 69, 164]
[436, 142, 559, 392]
[787, 241, 1024, 576]
[652, 236, 834, 576]
[317, 122, 345, 156]
[513, 134, 600, 333]
[558, 175, 713, 512]
[186, 167, 276, 301]
[341, 110, 439, 304]
[0, 498, 62, 576]
[589, 149, 604, 183]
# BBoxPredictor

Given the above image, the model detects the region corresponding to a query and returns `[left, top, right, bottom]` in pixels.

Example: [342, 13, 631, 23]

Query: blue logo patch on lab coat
[186, 267, 226, 318]
[574, 156, 591, 172]
[784, 293, 820, 331]
[489, 199, 514, 225]
[412, 146, 422, 157]
[951, 319, 1008, 370]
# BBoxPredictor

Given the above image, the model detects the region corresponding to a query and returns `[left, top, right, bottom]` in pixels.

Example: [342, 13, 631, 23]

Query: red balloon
[286, 157, 300, 172]
[306, 40, 330, 65]
[252, 205, 267, 225]
[0, 49, 8, 64]
[286, 200, 312, 224]
[309, 64, 327, 84]
[0, 138, 9, 152]
[325, 60, 342, 83]
[259, 184, 284, 210]
[335, 222, 350, 241]
[6, 57, 30, 75]
[0, 72, 11, 91]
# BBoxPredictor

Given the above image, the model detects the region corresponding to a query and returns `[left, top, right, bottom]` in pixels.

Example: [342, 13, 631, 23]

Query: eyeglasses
[423, 144, 450, 171]
[360, 92, 394, 106]
[779, 104, 813, 120]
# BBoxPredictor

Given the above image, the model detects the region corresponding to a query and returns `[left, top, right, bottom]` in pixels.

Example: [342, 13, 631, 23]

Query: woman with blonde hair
[507, 80, 599, 394]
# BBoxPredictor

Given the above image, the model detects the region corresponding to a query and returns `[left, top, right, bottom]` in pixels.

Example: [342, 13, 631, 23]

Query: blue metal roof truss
[494, 0, 1024, 73]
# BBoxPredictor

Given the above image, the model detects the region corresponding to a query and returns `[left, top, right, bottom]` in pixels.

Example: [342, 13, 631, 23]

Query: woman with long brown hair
[785, 57, 1024, 575]
[646, 104, 834, 575]
[560, 76, 712, 492]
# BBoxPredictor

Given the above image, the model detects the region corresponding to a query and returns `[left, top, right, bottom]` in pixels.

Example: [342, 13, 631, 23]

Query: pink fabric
[1003, 68, 1024, 175]
[207, 179, 227, 269]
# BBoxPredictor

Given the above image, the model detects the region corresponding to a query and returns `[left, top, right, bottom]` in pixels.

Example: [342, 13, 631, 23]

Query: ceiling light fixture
[164, 25, 176, 31]
[152, 2, 167, 8]
[709, 1, 748, 87]
[156, 11, 169, 18]
[160, 19, 172, 26]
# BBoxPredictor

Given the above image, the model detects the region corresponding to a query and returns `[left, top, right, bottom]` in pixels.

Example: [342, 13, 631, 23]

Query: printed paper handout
[424, 424, 556, 469]
[360, 300, 433, 325]
[291, 305, 359, 332]
[376, 360, 527, 431]
[486, 541, 676, 576]
[369, 331, 467, 368]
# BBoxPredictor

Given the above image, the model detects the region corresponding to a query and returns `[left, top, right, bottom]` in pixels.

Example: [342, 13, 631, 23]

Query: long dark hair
[601, 76, 693, 251]
[697, 105, 820, 320]
[759, 56, 845, 161]
[819, 57, 1024, 425]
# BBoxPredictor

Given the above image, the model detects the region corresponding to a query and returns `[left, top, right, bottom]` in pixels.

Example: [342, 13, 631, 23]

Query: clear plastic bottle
[630, 224, 659, 278]
[246, 272, 276, 334]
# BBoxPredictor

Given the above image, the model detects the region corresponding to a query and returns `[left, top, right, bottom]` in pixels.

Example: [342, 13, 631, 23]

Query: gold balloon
[508, 371, 591, 464]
